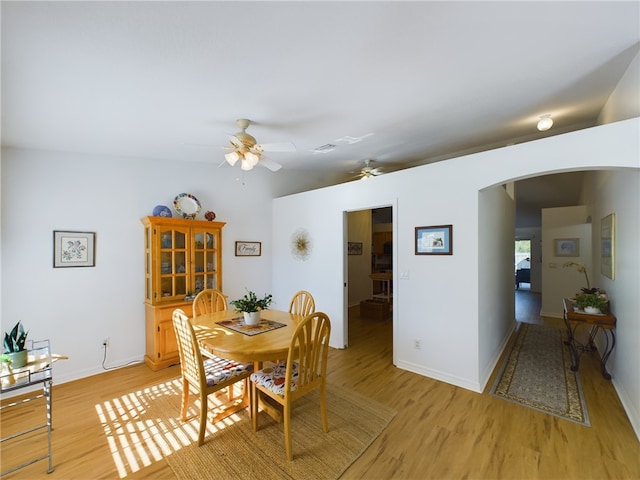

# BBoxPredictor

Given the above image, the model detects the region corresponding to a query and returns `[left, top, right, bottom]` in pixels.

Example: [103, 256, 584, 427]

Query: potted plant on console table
[230, 290, 273, 326]
[2, 321, 29, 368]
[575, 292, 609, 315]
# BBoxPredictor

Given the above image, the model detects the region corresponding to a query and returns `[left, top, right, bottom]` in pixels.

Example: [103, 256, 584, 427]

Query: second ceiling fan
[224, 119, 295, 172]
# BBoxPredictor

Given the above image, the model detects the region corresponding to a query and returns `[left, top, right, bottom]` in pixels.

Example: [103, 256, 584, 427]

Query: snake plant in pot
[3, 321, 29, 368]
[230, 290, 273, 326]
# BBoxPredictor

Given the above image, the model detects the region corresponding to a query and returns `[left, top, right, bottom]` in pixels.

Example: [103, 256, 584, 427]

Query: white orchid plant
[563, 261, 597, 293]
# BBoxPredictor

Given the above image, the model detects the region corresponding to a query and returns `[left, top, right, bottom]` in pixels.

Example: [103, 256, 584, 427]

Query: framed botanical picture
[347, 242, 363, 255]
[415, 225, 453, 255]
[601, 213, 615, 279]
[53, 231, 96, 267]
[235, 241, 261, 256]
[554, 238, 580, 257]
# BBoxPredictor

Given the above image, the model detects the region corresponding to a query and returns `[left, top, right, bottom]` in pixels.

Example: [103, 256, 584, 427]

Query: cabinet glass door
[193, 230, 218, 293]
[158, 227, 188, 301]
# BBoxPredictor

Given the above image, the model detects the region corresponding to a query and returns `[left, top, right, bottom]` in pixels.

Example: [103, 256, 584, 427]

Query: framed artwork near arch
[601, 213, 615, 279]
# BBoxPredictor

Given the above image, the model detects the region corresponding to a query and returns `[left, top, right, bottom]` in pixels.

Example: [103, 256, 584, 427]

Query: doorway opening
[515, 239, 531, 290]
[345, 206, 394, 352]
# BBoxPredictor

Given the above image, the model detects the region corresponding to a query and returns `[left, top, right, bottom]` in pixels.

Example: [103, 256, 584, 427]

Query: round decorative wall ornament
[291, 228, 312, 261]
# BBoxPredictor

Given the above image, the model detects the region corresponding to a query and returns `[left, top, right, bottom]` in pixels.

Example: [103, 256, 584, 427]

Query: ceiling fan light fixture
[225, 151, 240, 166]
[244, 151, 260, 167]
[537, 114, 553, 131]
[240, 158, 253, 171]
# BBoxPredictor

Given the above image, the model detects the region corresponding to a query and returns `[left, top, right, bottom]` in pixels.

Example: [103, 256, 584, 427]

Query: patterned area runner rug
[147, 380, 396, 480]
[490, 322, 590, 426]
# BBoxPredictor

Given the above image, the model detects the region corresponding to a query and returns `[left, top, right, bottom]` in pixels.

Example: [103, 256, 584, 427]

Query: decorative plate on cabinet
[173, 193, 201, 219]
[152, 205, 172, 217]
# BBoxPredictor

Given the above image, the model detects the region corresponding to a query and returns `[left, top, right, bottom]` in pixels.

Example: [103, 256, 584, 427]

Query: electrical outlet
[414, 339, 421, 350]
[102, 338, 109, 348]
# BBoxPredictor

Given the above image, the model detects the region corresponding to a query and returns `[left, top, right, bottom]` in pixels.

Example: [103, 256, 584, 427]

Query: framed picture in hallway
[554, 238, 579, 257]
[347, 242, 363, 255]
[601, 213, 615, 279]
[415, 225, 452, 255]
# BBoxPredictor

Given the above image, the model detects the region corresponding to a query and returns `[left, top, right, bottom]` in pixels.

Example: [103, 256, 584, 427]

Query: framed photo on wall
[235, 241, 261, 256]
[601, 213, 615, 279]
[415, 225, 453, 255]
[347, 242, 363, 255]
[53, 230, 96, 267]
[554, 238, 580, 257]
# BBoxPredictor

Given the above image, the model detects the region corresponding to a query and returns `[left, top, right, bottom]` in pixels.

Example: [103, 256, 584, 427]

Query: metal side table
[1, 340, 66, 476]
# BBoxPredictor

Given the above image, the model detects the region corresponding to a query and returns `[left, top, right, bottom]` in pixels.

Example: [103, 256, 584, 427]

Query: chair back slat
[289, 290, 316, 317]
[285, 312, 330, 396]
[193, 289, 227, 316]
[173, 309, 205, 388]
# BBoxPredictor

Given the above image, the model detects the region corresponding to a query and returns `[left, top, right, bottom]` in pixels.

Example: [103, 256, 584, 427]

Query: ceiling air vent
[313, 144, 336, 154]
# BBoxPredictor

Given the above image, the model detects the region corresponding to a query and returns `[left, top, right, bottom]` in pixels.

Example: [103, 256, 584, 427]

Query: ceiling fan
[223, 118, 295, 172]
[355, 159, 384, 180]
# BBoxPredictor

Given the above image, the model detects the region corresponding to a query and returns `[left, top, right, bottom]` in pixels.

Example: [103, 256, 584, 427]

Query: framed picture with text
[235, 241, 262, 256]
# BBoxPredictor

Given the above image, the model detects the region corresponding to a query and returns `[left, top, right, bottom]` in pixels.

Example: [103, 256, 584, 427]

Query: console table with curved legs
[563, 298, 616, 379]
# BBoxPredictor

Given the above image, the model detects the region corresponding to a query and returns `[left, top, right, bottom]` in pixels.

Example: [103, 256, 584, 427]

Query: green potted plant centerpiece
[3, 321, 29, 368]
[575, 293, 609, 315]
[230, 290, 273, 326]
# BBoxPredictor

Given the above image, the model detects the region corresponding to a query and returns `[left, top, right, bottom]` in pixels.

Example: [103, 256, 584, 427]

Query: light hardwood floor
[2, 292, 639, 479]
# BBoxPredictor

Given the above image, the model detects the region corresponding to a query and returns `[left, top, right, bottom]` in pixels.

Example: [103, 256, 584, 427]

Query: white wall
[540, 205, 591, 317]
[272, 118, 639, 417]
[599, 47, 640, 124]
[478, 185, 516, 386]
[0, 148, 276, 384]
[588, 169, 640, 441]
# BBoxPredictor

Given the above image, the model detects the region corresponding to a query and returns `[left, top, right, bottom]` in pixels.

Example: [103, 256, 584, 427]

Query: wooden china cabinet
[141, 216, 225, 370]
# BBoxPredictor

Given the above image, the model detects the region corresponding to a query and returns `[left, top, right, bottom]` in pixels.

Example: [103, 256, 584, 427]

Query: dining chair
[192, 289, 227, 316]
[172, 308, 253, 446]
[250, 311, 331, 461]
[288, 290, 316, 317]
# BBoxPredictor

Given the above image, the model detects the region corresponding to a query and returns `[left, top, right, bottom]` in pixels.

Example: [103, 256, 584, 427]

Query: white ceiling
[2, 1, 639, 210]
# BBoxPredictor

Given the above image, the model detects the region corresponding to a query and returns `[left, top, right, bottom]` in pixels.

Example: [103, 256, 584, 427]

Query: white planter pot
[243, 311, 261, 326]
[5, 350, 28, 368]
[584, 306, 601, 315]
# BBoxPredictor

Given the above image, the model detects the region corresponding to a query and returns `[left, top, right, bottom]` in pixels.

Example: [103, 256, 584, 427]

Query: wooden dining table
[191, 308, 303, 363]
[191, 308, 304, 421]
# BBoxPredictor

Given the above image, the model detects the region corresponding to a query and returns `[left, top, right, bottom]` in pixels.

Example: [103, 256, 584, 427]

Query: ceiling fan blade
[255, 142, 296, 153]
[258, 158, 283, 172]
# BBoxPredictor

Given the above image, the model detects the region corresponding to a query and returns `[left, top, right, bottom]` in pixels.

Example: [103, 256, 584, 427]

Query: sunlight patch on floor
[94, 378, 243, 478]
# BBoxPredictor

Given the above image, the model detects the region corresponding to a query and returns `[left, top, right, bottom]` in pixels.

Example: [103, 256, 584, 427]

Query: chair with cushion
[193, 289, 227, 316]
[250, 312, 331, 460]
[172, 308, 253, 446]
[288, 290, 316, 317]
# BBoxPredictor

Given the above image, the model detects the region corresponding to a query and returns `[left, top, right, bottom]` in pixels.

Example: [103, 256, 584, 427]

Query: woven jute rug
[135, 379, 395, 479]
[490, 322, 590, 426]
